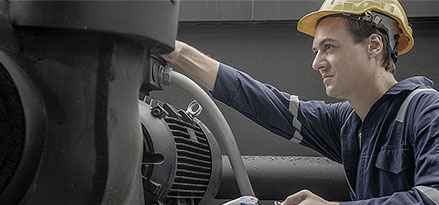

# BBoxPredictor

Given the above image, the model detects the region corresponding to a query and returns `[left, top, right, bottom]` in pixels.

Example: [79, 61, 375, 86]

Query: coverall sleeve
[340, 92, 439, 205]
[212, 63, 349, 163]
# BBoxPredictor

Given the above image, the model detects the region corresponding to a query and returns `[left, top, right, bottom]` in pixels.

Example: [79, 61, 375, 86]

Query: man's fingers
[160, 53, 172, 62]
[160, 40, 183, 64]
[283, 190, 309, 205]
[282, 190, 338, 205]
[160, 50, 178, 65]
[283, 189, 312, 205]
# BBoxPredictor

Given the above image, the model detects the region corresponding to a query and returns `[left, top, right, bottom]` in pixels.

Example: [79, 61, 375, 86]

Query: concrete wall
[152, 1, 439, 157]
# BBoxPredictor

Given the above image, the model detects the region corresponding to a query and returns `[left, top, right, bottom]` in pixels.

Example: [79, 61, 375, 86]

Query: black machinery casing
[9, 1, 179, 54]
[0, 1, 179, 204]
[139, 98, 222, 205]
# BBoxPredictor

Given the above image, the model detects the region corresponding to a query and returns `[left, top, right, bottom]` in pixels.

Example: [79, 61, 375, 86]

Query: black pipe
[217, 156, 351, 202]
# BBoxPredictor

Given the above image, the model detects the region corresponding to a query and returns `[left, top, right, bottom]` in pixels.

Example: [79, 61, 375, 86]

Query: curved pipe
[164, 69, 255, 197]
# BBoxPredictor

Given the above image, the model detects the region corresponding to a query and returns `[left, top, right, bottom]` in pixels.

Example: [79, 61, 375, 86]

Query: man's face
[312, 17, 370, 99]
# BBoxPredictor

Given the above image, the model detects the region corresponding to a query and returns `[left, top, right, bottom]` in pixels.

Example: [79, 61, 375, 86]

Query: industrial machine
[0, 1, 349, 205]
[0, 1, 179, 204]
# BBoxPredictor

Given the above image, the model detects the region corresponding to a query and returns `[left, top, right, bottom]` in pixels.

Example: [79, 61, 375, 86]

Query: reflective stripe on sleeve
[415, 186, 439, 205]
[289, 95, 303, 143]
[291, 130, 303, 144]
[289, 95, 299, 116]
[292, 117, 302, 133]
[396, 88, 437, 123]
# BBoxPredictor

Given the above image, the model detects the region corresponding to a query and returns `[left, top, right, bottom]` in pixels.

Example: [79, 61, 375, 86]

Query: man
[162, 0, 439, 204]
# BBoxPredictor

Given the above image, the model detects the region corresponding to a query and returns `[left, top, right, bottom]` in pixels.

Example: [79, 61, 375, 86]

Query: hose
[162, 68, 255, 197]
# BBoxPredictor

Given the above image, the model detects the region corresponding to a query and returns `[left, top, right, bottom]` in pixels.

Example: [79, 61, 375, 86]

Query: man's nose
[312, 52, 326, 71]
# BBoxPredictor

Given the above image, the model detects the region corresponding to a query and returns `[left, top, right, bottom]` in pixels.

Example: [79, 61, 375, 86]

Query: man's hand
[161, 40, 185, 65]
[280, 189, 339, 205]
[158, 40, 219, 91]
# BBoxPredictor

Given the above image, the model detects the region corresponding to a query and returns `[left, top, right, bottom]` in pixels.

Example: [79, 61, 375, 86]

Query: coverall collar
[385, 76, 433, 95]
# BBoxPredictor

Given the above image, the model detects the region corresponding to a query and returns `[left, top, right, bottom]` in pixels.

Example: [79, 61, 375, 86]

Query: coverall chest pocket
[375, 144, 414, 174]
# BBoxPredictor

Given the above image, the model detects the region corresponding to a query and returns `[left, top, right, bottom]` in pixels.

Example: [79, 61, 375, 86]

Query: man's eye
[325, 44, 333, 50]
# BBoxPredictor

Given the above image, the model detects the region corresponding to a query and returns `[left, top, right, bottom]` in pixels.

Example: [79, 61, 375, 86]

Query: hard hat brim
[297, 10, 341, 37]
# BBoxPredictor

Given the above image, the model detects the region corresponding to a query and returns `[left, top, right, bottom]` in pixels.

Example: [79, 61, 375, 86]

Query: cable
[163, 68, 255, 197]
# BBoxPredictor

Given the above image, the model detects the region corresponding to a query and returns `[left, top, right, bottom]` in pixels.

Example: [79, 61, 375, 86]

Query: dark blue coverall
[212, 63, 439, 205]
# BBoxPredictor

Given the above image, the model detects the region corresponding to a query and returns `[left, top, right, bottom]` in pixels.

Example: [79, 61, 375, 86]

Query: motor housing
[139, 97, 222, 205]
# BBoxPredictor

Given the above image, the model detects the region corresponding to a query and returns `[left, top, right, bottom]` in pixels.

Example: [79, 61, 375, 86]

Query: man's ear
[367, 33, 383, 59]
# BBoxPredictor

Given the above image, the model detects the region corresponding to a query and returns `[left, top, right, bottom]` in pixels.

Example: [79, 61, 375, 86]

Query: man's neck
[348, 73, 398, 122]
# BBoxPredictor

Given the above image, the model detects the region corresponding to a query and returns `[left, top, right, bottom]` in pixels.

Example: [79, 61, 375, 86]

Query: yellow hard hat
[297, 0, 414, 55]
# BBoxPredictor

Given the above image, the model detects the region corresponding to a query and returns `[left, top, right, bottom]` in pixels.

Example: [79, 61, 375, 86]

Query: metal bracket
[185, 100, 202, 118]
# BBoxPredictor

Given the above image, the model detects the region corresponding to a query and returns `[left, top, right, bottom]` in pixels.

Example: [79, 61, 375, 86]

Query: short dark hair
[344, 18, 396, 75]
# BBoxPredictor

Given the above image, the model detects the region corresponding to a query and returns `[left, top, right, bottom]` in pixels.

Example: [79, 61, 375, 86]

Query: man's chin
[325, 87, 333, 97]
[326, 90, 334, 98]
[325, 88, 339, 99]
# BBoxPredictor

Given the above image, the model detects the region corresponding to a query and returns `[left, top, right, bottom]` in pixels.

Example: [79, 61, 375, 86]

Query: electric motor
[139, 97, 222, 205]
